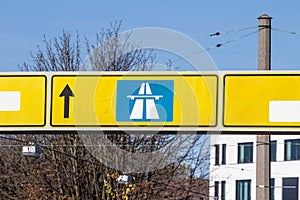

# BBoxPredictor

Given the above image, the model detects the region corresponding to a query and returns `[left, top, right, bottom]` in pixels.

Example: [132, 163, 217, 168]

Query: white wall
[210, 134, 300, 200]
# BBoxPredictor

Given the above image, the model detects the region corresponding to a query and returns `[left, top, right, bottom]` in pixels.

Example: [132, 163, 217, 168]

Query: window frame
[270, 178, 274, 200]
[221, 144, 226, 165]
[221, 180, 226, 200]
[236, 179, 251, 200]
[270, 140, 277, 162]
[282, 177, 298, 200]
[215, 144, 220, 165]
[284, 139, 300, 161]
[238, 142, 253, 164]
[214, 181, 219, 199]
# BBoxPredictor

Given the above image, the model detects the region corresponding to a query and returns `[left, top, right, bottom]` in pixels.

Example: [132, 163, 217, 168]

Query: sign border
[50, 74, 219, 128]
[223, 73, 300, 128]
[0, 75, 47, 127]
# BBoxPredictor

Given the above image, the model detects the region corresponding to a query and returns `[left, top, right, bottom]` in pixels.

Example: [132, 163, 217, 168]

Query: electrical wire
[211, 141, 300, 147]
[170, 28, 263, 65]
[0, 144, 210, 149]
[0, 135, 209, 169]
[0, 135, 104, 167]
[272, 27, 300, 36]
[194, 26, 257, 39]
[4, 25, 300, 196]
[5, 138, 300, 147]
[0, 136, 213, 198]
[2, 136, 300, 190]
[4, 136, 300, 148]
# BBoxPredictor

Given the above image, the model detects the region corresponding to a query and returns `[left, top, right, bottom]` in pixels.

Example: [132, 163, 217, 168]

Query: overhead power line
[171, 28, 262, 65]
[195, 26, 257, 39]
[271, 27, 300, 35]
[0, 135, 104, 167]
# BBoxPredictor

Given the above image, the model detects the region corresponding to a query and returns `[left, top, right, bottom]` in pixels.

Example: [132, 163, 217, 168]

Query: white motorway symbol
[127, 83, 163, 120]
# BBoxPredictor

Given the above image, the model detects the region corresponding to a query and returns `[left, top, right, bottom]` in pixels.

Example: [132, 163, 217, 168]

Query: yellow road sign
[51, 74, 218, 127]
[0, 75, 46, 126]
[224, 74, 300, 127]
[3, 72, 300, 131]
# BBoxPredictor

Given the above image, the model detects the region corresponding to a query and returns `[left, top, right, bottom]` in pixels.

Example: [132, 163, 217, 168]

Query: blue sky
[1, 1, 300, 71]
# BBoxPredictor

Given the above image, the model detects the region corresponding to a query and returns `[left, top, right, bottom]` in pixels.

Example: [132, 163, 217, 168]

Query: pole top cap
[258, 14, 272, 20]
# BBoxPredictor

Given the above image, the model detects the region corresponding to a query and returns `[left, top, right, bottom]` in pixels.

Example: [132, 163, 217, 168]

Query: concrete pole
[258, 14, 272, 70]
[256, 14, 272, 200]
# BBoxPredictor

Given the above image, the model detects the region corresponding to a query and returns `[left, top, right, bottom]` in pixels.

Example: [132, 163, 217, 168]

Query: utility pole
[256, 14, 272, 200]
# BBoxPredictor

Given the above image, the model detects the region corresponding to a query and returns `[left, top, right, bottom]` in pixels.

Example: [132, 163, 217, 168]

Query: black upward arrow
[59, 84, 74, 118]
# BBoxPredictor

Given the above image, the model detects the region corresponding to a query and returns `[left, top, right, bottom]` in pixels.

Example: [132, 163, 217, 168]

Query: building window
[214, 181, 219, 199]
[236, 180, 251, 200]
[283, 177, 298, 200]
[221, 181, 226, 200]
[285, 139, 300, 161]
[238, 142, 253, 163]
[222, 144, 226, 165]
[215, 144, 220, 165]
[270, 178, 274, 200]
[270, 141, 277, 162]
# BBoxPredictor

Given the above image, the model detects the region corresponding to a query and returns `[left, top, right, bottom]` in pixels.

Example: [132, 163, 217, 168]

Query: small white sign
[0, 92, 21, 111]
[269, 101, 300, 122]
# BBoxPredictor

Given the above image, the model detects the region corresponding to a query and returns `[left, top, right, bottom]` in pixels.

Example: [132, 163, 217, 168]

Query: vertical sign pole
[256, 14, 272, 200]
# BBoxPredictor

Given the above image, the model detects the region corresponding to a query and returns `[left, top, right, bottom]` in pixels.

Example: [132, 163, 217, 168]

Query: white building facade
[210, 134, 300, 200]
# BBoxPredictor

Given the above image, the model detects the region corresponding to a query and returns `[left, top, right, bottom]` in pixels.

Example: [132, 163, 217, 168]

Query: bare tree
[85, 20, 155, 71]
[20, 31, 81, 72]
[0, 21, 211, 200]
